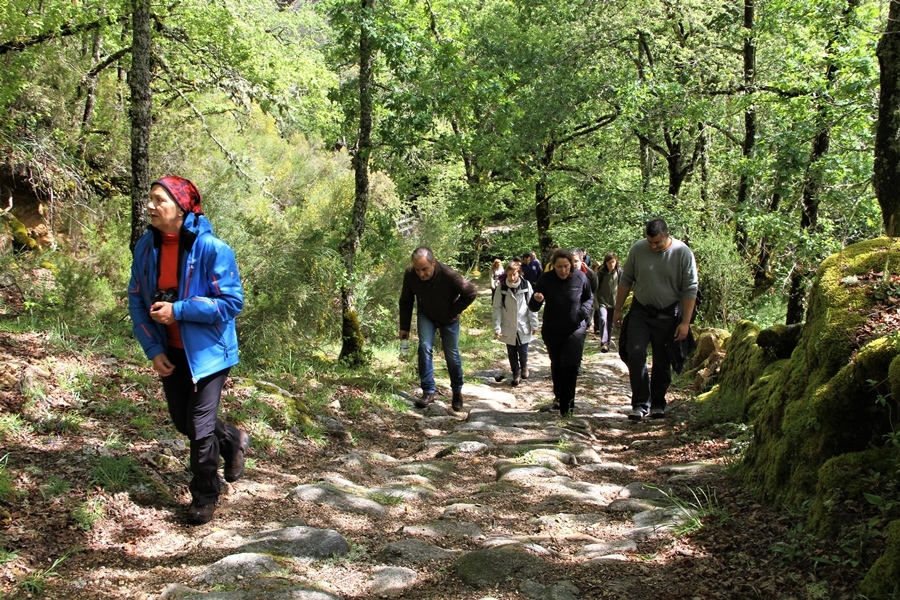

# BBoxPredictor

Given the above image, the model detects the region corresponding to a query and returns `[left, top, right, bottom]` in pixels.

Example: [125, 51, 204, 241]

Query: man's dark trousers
[623, 309, 675, 414]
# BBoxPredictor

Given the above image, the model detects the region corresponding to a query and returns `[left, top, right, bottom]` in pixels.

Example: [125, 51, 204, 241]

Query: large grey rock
[530, 513, 606, 529]
[657, 460, 721, 475]
[578, 462, 637, 474]
[376, 538, 459, 565]
[606, 498, 668, 513]
[370, 566, 417, 597]
[496, 463, 557, 481]
[237, 526, 349, 559]
[454, 546, 547, 589]
[289, 483, 387, 517]
[520, 579, 581, 600]
[176, 587, 343, 600]
[442, 503, 495, 519]
[403, 520, 485, 540]
[192, 553, 280, 584]
[575, 539, 637, 558]
[618, 482, 673, 499]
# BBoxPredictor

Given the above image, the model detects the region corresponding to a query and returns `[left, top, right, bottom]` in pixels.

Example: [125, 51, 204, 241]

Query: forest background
[2, 0, 900, 594]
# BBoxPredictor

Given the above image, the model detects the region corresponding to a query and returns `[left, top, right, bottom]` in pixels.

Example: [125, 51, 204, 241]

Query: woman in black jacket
[528, 248, 594, 416]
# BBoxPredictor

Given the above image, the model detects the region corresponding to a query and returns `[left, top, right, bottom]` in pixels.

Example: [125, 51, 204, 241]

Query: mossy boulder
[729, 238, 900, 595]
[695, 320, 779, 421]
[742, 238, 900, 509]
[809, 446, 897, 536]
[860, 518, 900, 599]
[755, 323, 803, 360]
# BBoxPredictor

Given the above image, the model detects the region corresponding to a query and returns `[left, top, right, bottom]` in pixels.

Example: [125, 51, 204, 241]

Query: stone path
[159, 335, 721, 600]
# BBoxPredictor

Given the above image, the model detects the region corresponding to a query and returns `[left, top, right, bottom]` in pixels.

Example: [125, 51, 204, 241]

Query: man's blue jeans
[417, 312, 463, 394]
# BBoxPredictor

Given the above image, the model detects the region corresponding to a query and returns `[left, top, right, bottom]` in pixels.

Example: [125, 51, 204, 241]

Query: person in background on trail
[614, 218, 698, 421]
[594, 252, 622, 353]
[522, 251, 542, 285]
[490, 258, 504, 292]
[528, 248, 593, 416]
[496, 255, 522, 288]
[399, 246, 478, 412]
[542, 244, 559, 269]
[571, 248, 598, 333]
[582, 248, 592, 268]
[493, 262, 540, 386]
[128, 175, 249, 526]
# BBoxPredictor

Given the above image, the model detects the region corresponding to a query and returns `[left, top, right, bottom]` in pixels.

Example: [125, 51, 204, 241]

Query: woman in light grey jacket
[493, 263, 540, 385]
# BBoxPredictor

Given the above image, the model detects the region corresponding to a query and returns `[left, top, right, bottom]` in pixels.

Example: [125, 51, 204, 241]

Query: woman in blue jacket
[128, 175, 248, 525]
[528, 248, 593, 416]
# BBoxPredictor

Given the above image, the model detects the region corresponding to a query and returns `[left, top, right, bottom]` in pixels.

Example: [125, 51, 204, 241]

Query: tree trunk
[753, 191, 780, 290]
[875, 0, 900, 236]
[785, 0, 860, 324]
[535, 173, 552, 259]
[81, 29, 102, 131]
[338, 0, 375, 366]
[735, 0, 756, 254]
[639, 136, 653, 193]
[129, 0, 152, 252]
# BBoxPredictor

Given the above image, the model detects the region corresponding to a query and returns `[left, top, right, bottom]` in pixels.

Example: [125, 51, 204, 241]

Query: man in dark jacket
[522, 252, 542, 284]
[399, 246, 478, 411]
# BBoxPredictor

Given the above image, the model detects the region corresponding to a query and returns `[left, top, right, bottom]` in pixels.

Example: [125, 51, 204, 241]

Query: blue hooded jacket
[128, 213, 243, 382]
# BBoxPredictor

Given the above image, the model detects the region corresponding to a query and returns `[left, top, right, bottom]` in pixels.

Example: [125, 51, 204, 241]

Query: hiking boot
[601, 345, 609, 353]
[628, 408, 646, 421]
[224, 430, 250, 483]
[521, 366, 529, 380]
[552, 398, 560, 410]
[451, 391, 463, 411]
[415, 392, 435, 408]
[511, 371, 520, 386]
[186, 501, 216, 525]
[560, 399, 574, 417]
[650, 407, 666, 419]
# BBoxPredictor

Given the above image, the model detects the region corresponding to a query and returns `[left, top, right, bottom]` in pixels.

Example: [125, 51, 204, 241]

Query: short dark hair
[550, 248, 574, 267]
[412, 246, 434, 263]
[645, 218, 669, 237]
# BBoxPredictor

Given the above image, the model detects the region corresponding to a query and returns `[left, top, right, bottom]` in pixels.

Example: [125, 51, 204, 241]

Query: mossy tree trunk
[129, 0, 152, 252]
[338, 0, 375, 366]
[875, 0, 900, 237]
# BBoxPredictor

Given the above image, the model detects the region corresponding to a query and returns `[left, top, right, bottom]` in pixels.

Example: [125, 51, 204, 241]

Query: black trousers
[622, 310, 675, 413]
[161, 347, 241, 505]
[505, 342, 529, 374]
[543, 326, 587, 413]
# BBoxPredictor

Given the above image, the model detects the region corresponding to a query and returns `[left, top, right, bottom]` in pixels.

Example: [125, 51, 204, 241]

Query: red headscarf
[151, 175, 203, 215]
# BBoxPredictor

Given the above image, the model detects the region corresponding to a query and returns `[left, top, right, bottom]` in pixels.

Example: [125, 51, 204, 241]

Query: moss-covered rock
[756, 323, 803, 360]
[743, 238, 900, 508]
[696, 321, 778, 422]
[860, 518, 900, 599]
[809, 447, 897, 536]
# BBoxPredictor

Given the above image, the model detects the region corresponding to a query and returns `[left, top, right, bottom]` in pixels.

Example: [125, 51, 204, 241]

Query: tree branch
[0, 15, 126, 55]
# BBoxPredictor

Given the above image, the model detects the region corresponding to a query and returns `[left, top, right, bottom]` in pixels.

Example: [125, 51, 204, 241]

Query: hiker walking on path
[493, 262, 540, 386]
[594, 251, 622, 353]
[614, 218, 698, 421]
[528, 248, 593, 416]
[399, 246, 478, 412]
[128, 175, 249, 525]
[522, 251, 542, 284]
